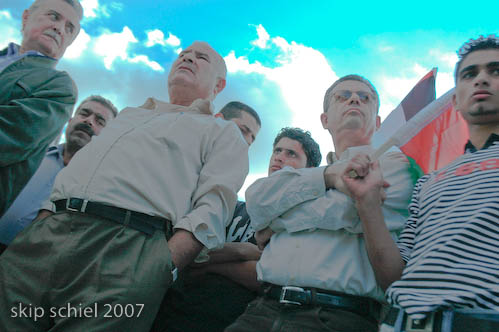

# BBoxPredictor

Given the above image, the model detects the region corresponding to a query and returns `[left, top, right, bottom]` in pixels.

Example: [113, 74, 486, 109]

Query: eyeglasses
[333, 90, 373, 104]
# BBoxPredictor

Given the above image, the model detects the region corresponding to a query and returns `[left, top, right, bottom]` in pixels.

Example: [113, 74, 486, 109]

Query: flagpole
[349, 88, 455, 178]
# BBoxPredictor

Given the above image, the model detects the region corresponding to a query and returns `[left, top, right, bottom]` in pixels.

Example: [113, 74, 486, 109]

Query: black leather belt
[264, 284, 380, 319]
[54, 198, 173, 238]
[380, 306, 499, 332]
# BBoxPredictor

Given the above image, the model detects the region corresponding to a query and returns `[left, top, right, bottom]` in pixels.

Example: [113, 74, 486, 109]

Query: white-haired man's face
[168, 42, 226, 102]
[21, 0, 80, 59]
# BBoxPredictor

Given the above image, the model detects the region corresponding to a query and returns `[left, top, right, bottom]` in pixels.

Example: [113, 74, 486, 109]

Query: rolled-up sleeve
[248, 151, 414, 234]
[246, 166, 326, 231]
[175, 124, 249, 249]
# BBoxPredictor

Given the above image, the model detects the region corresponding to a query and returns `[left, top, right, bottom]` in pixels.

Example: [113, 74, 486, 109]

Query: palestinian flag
[373, 69, 469, 174]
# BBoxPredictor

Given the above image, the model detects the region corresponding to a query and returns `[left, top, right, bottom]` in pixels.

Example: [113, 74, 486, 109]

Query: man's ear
[452, 93, 458, 112]
[214, 113, 224, 119]
[21, 9, 30, 31]
[214, 77, 226, 96]
[320, 112, 328, 129]
[376, 115, 381, 129]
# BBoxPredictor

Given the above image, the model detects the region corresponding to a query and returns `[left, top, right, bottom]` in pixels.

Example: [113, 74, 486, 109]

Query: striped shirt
[387, 135, 499, 318]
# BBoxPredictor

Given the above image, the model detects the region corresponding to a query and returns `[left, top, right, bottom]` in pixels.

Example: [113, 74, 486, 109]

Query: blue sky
[1, 0, 497, 198]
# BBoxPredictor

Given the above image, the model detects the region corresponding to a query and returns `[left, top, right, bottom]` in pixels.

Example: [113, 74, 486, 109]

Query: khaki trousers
[225, 296, 378, 332]
[0, 211, 174, 331]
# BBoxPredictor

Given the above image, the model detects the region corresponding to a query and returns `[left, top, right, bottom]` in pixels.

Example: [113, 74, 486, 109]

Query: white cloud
[129, 55, 164, 72]
[92, 26, 164, 71]
[226, 25, 338, 163]
[80, 0, 99, 18]
[0, 10, 21, 46]
[64, 28, 91, 59]
[379, 45, 394, 53]
[430, 49, 458, 69]
[93, 26, 138, 69]
[81, 0, 122, 19]
[165, 33, 181, 47]
[251, 24, 270, 49]
[145, 29, 181, 48]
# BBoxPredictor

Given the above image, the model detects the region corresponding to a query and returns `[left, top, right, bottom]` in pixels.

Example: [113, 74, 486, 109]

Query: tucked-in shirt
[246, 145, 415, 302]
[49, 98, 249, 250]
[0, 43, 45, 73]
[387, 135, 499, 318]
[0, 144, 64, 245]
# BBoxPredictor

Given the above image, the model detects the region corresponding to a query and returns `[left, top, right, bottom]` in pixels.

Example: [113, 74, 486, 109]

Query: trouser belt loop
[441, 310, 454, 332]
[124, 210, 131, 227]
[394, 308, 405, 332]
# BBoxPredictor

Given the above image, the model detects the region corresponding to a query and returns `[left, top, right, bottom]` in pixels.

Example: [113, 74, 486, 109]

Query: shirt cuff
[174, 214, 224, 250]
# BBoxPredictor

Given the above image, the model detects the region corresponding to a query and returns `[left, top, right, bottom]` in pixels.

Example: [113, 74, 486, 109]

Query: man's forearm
[207, 242, 261, 264]
[356, 198, 405, 291]
[206, 260, 260, 292]
[168, 229, 204, 271]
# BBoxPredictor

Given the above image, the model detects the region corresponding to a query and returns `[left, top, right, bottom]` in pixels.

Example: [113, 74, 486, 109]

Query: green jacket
[0, 48, 77, 217]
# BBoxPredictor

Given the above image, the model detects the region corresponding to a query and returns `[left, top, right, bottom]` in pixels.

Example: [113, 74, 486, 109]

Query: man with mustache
[226, 75, 417, 332]
[345, 35, 499, 332]
[153, 127, 320, 332]
[0, 41, 249, 331]
[0, 95, 117, 255]
[0, 0, 83, 217]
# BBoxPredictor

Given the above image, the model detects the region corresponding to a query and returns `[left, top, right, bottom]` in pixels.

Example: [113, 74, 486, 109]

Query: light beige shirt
[50, 98, 249, 250]
[246, 146, 414, 302]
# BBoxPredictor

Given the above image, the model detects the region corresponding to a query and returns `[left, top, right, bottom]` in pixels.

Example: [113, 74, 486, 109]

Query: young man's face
[453, 49, 499, 126]
[268, 137, 308, 175]
[21, 0, 80, 59]
[230, 111, 260, 145]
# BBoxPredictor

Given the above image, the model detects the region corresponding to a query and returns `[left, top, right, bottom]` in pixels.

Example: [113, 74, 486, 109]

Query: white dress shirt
[246, 145, 414, 302]
[50, 98, 249, 250]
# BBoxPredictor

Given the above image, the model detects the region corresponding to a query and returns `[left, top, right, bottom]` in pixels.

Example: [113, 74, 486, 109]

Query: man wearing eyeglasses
[226, 75, 417, 332]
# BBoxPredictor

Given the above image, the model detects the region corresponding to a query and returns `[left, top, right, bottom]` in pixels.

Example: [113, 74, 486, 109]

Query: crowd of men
[0, 0, 497, 331]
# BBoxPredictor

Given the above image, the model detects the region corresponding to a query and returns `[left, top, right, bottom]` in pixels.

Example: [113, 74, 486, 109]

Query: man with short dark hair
[0, 41, 249, 331]
[0, 0, 83, 216]
[227, 75, 416, 332]
[215, 101, 261, 145]
[344, 35, 499, 332]
[0, 95, 117, 254]
[153, 127, 320, 332]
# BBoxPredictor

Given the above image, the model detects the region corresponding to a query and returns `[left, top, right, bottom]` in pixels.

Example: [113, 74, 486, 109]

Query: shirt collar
[464, 133, 499, 153]
[46, 144, 65, 159]
[4, 42, 51, 58]
[326, 145, 374, 165]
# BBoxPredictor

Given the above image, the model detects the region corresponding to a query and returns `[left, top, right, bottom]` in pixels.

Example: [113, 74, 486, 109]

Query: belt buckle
[405, 312, 435, 332]
[66, 198, 88, 213]
[279, 286, 304, 306]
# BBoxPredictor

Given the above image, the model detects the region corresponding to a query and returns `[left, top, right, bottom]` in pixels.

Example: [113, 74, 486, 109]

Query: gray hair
[323, 74, 380, 113]
[29, 0, 83, 20]
[76, 95, 119, 118]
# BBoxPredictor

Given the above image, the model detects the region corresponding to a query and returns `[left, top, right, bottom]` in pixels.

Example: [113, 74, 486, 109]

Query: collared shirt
[387, 135, 499, 318]
[0, 43, 45, 73]
[0, 145, 65, 245]
[246, 145, 415, 302]
[49, 98, 249, 250]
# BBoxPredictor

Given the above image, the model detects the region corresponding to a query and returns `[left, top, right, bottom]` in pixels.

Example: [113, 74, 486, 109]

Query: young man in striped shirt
[343, 35, 499, 332]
